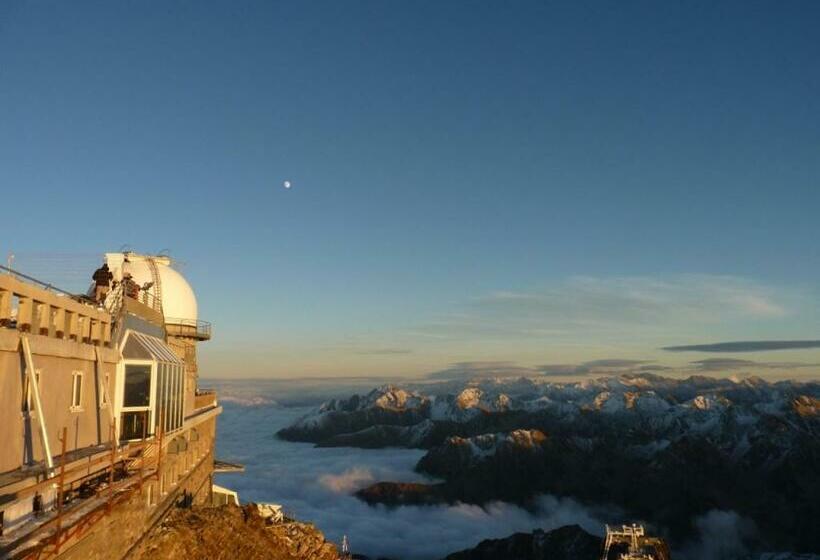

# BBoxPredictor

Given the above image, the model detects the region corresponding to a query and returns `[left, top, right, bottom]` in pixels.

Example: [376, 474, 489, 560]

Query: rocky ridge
[126, 504, 337, 560]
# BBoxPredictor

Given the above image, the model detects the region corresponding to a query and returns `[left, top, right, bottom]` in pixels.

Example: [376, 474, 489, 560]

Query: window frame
[119, 358, 156, 439]
[70, 371, 84, 412]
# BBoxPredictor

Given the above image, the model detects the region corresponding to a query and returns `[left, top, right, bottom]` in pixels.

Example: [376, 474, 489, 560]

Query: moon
[283, 180, 292, 189]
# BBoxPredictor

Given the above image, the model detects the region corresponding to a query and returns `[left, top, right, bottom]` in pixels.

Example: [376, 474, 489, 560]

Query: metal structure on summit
[340, 535, 351, 559]
[601, 524, 670, 560]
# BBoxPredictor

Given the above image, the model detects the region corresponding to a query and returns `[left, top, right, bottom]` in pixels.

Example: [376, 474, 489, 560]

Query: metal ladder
[146, 257, 163, 313]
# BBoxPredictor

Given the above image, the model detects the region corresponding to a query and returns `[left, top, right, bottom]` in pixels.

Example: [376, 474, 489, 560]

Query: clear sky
[1, 1, 819, 378]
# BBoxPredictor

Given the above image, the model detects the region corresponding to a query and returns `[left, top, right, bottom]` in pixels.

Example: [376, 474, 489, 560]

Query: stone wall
[54, 416, 216, 560]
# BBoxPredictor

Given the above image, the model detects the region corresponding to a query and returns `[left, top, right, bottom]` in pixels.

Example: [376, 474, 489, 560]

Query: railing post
[54, 427, 68, 555]
[0, 287, 11, 326]
[53, 307, 66, 339]
[81, 315, 91, 344]
[139, 411, 147, 493]
[102, 320, 111, 346]
[156, 420, 164, 483]
[35, 302, 51, 336]
[108, 423, 115, 512]
[17, 296, 33, 332]
[66, 310, 79, 341]
[89, 318, 100, 345]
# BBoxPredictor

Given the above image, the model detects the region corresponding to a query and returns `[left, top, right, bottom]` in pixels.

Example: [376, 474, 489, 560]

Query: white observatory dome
[105, 253, 198, 324]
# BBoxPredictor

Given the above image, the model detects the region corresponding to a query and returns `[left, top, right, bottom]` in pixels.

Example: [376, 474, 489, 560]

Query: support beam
[21, 334, 54, 474]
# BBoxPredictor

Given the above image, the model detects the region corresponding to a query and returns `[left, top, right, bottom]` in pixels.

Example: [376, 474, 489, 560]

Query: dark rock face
[442, 525, 602, 560]
[355, 481, 444, 507]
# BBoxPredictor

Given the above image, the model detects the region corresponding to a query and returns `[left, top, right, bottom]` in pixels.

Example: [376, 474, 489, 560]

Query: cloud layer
[664, 340, 820, 353]
[427, 361, 542, 380]
[214, 399, 618, 560]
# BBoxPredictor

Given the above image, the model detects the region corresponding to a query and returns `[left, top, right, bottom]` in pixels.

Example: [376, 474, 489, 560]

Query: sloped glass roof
[122, 331, 184, 365]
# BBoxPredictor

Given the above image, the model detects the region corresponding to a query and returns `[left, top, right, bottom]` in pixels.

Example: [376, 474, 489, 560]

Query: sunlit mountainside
[279, 374, 820, 556]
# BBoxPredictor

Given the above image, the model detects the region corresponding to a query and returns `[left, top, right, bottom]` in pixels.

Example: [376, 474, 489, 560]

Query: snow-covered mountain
[280, 374, 820, 555]
[280, 374, 819, 457]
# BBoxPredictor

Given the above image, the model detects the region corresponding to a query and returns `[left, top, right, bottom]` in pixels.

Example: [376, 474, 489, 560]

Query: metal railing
[0, 264, 85, 301]
[0, 271, 112, 345]
[164, 318, 212, 339]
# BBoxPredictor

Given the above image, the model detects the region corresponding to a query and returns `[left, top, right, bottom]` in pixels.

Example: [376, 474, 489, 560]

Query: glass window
[123, 364, 151, 407]
[120, 410, 148, 440]
[100, 373, 110, 407]
[71, 372, 83, 411]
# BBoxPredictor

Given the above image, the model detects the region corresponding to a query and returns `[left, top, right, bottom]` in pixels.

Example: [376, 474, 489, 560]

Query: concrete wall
[0, 330, 118, 475]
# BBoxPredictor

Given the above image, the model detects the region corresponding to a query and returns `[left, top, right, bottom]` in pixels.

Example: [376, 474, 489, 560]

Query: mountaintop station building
[0, 252, 233, 559]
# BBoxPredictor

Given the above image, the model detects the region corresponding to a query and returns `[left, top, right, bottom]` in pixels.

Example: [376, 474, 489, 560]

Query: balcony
[165, 318, 212, 341]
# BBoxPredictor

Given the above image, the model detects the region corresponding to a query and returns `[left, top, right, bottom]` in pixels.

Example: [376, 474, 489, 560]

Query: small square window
[70, 372, 83, 412]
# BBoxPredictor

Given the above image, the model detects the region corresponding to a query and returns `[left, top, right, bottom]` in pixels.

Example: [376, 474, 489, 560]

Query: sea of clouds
[209, 379, 767, 560]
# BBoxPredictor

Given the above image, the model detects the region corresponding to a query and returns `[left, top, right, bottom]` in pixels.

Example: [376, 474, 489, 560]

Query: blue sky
[1, 1, 819, 377]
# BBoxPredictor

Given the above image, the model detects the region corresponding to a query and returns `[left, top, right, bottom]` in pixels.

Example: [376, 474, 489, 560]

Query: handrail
[0, 264, 81, 300]
[0, 272, 112, 345]
[164, 318, 212, 338]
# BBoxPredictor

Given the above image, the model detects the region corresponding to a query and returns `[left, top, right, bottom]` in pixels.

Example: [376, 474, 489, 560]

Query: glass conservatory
[119, 330, 186, 440]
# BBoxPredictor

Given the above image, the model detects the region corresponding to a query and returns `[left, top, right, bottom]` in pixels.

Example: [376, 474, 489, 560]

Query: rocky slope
[442, 525, 601, 560]
[283, 374, 820, 554]
[126, 504, 337, 560]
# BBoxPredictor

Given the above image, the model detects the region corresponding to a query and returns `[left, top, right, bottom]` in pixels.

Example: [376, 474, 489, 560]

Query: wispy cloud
[690, 358, 817, 372]
[427, 359, 679, 380]
[664, 340, 820, 353]
[354, 348, 414, 355]
[537, 359, 652, 377]
[690, 358, 759, 371]
[427, 361, 542, 380]
[409, 275, 799, 345]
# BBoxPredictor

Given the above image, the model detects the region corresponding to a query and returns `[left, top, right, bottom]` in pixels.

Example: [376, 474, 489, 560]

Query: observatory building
[0, 252, 233, 559]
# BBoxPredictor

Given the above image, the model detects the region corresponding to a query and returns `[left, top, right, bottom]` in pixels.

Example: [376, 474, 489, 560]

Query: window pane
[120, 410, 148, 440]
[124, 365, 151, 407]
[73, 375, 82, 407]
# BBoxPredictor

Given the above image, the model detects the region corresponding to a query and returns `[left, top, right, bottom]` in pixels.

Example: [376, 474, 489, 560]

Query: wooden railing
[0, 274, 112, 346]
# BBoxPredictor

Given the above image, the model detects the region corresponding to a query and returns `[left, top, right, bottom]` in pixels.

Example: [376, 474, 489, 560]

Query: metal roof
[122, 330, 183, 365]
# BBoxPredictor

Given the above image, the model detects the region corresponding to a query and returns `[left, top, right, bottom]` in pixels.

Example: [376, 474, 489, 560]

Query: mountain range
[278, 373, 820, 555]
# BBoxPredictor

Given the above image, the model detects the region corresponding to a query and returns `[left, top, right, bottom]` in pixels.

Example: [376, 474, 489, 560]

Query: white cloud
[678, 510, 757, 560]
[214, 399, 618, 560]
[318, 467, 376, 494]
